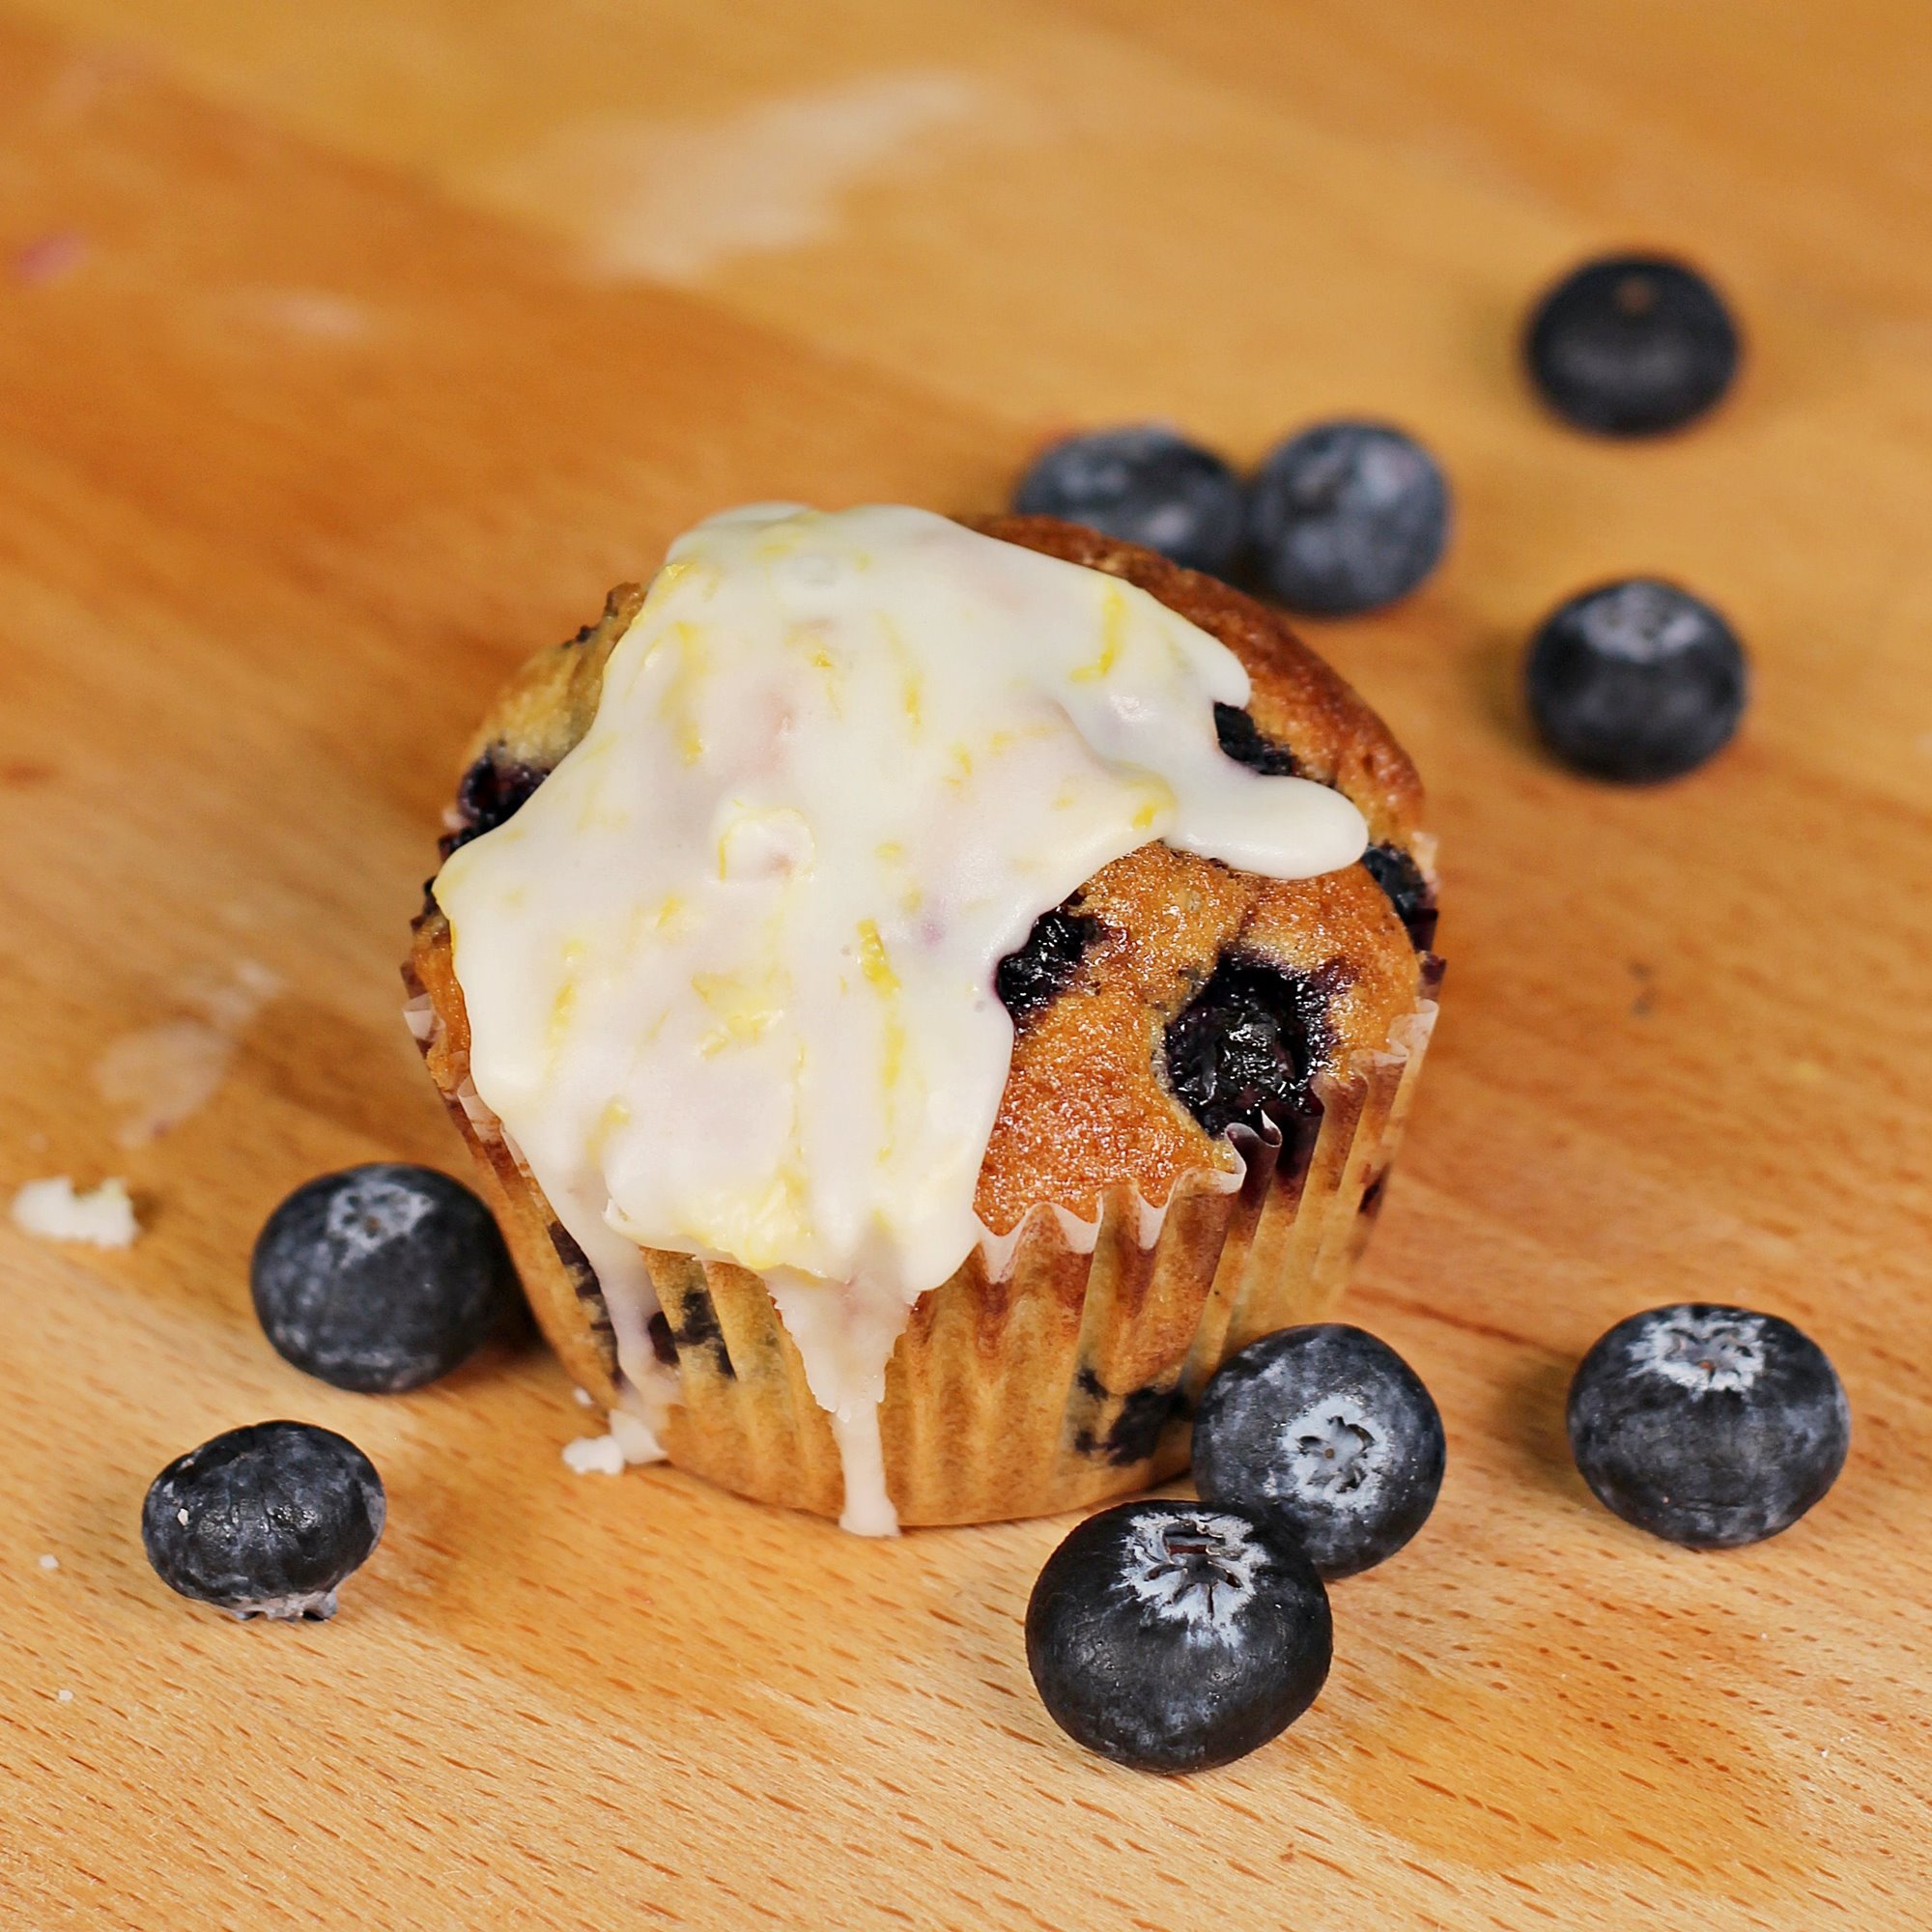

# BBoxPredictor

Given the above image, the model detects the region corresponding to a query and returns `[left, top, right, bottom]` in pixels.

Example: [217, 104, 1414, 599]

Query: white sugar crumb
[37, 1554, 59, 1572]
[56, 1689, 73, 1705]
[12, 1177, 140, 1248]
[563, 1434, 628, 1476]
[572, 1385, 595, 1407]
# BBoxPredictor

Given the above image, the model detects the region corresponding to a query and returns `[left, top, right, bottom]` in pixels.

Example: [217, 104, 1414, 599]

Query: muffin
[405, 506, 1439, 1532]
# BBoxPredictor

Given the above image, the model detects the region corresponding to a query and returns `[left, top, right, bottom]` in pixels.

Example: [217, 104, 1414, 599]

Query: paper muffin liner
[406, 929, 1436, 1528]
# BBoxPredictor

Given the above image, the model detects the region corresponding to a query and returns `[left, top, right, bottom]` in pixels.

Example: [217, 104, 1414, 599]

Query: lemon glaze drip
[438, 504, 1367, 1532]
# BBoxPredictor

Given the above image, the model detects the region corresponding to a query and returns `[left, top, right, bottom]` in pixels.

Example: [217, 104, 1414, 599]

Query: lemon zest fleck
[1069, 587, 1127, 684]
[649, 621, 709, 764]
[856, 921, 900, 995]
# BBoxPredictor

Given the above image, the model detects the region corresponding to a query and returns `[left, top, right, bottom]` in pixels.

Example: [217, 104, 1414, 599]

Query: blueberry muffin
[406, 508, 1438, 1529]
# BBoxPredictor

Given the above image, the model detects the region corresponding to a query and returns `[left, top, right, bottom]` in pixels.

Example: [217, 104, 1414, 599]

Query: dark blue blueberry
[1012, 426, 1245, 577]
[1526, 578, 1747, 783]
[648, 1310, 679, 1367]
[1246, 421, 1450, 615]
[1567, 1304, 1849, 1549]
[1360, 843, 1436, 952]
[440, 751, 548, 859]
[141, 1422, 385, 1620]
[663, 1280, 735, 1379]
[1026, 1500, 1331, 1774]
[1526, 255, 1741, 437]
[1193, 1324, 1445, 1578]
[251, 1164, 520, 1393]
[996, 906, 1103, 1025]
[1163, 955, 1332, 1140]
[1071, 1369, 1184, 1466]
[1212, 703, 1299, 776]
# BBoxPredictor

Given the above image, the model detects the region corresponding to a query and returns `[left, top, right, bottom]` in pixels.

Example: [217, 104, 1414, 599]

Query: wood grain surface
[4, 3, 1930, 1926]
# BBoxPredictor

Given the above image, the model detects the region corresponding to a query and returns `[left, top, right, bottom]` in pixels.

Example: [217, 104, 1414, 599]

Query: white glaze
[12, 1176, 140, 1248]
[438, 504, 1366, 1532]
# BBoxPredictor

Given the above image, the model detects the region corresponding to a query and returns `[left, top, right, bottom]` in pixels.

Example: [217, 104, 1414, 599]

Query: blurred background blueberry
[1012, 424, 1245, 577]
[1246, 420, 1450, 614]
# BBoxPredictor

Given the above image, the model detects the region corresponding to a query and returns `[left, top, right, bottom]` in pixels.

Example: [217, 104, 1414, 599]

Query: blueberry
[996, 906, 1103, 1025]
[1212, 703, 1299, 777]
[251, 1164, 520, 1393]
[1193, 1324, 1445, 1578]
[141, 1421, 385, 1620]
[1359, 842, 1436, 952]
[1163, 955, 1328, 1140]
[440, 751, 548, 859]
[1246, 420, 1450, 615]
[1012, 426, 1244, 577]
[1526, 254, 1741, 436]
[1567, 1304, 1849, 1549]
[1071, 1369, 1181, 1466]
[1525, 578, 1747, 782]
[1026, 1500, 1331, 1774]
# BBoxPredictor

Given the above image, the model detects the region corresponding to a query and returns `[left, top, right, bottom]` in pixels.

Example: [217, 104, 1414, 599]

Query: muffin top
[424, 510, 1434, 1262]
[430, 503, 1417, 1323]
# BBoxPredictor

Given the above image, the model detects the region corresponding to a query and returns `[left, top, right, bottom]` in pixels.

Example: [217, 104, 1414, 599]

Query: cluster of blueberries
[141, 1164, 517, 1622]
[138, 248, 1835, 1782]
[1019, 257, 1833, 1773]
[143, 1169, 1852, 1788]
[1028, 1306, 1848, 1774]
[1014, 252, 1750, 785]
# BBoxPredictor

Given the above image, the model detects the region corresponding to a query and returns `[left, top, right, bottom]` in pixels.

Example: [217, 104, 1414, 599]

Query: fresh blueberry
[1567, 1304, 1849, 1549]
[1526, 254, 1741, 436]
[1193, 1324, 1445, 1578]
[1026, 1500, 1331, 1774]
[1012, 425, 1245, 577]
[1163, 955, 1329, 1140]
[251, 1164, 520, 1393]
[1246, 421, 1450, 615]
[141, 1421, 385, 1620]
[1525, 578, 1747, 782]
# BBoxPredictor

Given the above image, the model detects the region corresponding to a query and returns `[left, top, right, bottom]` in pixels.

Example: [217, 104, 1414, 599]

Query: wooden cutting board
[4, 3, 1929, 1924]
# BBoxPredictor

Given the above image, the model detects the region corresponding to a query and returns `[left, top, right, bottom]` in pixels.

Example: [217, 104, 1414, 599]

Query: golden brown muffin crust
[970, 848, 1426, 1230]
[447, 582, 643, 796]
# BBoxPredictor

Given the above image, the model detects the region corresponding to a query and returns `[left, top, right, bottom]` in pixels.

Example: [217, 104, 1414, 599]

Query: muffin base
[406, 920, 1436, 1526]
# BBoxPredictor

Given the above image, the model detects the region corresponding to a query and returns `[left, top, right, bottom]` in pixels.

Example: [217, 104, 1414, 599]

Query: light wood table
[4, 4, 1929, 1925]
